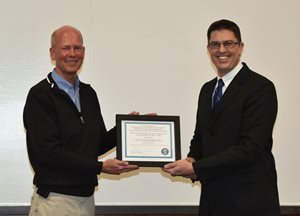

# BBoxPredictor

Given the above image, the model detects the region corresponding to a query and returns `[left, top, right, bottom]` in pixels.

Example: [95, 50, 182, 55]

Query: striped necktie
[212, 79, 224, 109]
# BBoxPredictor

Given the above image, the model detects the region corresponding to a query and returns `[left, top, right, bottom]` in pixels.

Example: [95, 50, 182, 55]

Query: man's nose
[218, 43, 226, 52]
[69, 48, 76, 56]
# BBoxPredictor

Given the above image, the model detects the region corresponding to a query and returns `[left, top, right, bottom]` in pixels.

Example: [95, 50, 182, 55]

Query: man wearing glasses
[163, 19, 280, 216]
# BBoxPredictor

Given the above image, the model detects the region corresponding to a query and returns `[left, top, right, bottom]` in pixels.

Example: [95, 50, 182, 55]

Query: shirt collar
[217, 62, 243, 87]
[51, 69, 80, 91]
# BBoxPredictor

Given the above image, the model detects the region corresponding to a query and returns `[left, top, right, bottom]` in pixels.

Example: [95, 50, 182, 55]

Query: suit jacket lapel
[200, 78, 217, 126]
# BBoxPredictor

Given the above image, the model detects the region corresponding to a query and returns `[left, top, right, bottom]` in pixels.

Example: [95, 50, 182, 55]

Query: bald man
[24, 26, 138, 216]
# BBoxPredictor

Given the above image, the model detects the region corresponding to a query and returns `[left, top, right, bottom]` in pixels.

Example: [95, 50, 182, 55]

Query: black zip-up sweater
[23, 73, 116, 196]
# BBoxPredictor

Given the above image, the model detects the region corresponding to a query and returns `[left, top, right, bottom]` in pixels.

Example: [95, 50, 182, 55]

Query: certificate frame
[116, 114, 181, 167]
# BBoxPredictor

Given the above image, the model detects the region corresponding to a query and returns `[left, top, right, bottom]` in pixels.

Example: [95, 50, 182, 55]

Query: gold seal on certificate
[116, 114, 181, 167]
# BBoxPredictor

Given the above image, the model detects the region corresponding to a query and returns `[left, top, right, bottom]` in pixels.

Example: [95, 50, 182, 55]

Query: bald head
[51, 25, 83, 48]
[49, 25, 85, 84]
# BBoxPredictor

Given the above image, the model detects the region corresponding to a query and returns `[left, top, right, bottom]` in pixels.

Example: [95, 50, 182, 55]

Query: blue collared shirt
[51, 70, 81, 112]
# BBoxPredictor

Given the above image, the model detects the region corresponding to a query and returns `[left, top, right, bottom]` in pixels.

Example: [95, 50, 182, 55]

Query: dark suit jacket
[188, 63, 280, 216]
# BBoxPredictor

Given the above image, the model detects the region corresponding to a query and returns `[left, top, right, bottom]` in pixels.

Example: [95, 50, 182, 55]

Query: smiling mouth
[218, 56, 229, 60]
[65, 59, 78, 64]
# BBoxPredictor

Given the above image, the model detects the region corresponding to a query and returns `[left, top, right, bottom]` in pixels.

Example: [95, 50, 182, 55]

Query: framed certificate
[116, 114, 181, 167]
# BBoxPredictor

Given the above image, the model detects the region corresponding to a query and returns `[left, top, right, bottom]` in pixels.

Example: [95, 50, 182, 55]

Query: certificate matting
[116, 115, 181, 167]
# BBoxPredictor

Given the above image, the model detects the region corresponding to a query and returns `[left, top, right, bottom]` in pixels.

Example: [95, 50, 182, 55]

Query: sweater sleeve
[90, 88, 117, 156]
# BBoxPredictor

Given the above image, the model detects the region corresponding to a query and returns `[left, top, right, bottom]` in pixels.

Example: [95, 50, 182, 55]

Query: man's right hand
[102, 158, 139, 175]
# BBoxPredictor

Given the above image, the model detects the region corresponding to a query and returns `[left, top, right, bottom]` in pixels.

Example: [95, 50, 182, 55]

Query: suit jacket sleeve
[187, 87, 206, 161]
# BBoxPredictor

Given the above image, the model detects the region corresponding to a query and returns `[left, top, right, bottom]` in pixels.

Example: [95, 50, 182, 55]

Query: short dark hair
[207, 19, 242, 43]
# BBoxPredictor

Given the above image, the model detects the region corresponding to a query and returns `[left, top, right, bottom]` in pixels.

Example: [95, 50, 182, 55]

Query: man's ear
[50, 47, 55, 61]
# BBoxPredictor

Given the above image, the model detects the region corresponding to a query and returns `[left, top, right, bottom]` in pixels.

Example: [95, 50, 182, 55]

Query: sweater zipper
[48, 78, 85, 125]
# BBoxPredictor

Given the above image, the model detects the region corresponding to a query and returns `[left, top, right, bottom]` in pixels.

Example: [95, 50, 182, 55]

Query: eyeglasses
[208, 40, 240, 50]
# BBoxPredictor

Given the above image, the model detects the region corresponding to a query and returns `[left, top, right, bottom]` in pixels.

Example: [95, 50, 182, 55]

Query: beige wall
[0, 0, 299, 205]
